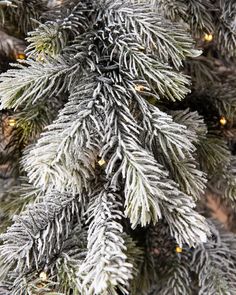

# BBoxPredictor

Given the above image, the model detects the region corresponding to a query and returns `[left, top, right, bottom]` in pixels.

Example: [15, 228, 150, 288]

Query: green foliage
[0, 0, 235, 294]
[217, 0, 236, 58]
[14, 95, 64, 142]
[144, 106, 206, 199]
[0, 58, 72, 109]
[197, 134, 231, 176]
[77, 188, 133, 294]
[0, 191, 83, 282]
[154, 0, 214, 36]
[161, 261, 193, 295]
[23, 75, 102, 194]
[27, 2, 89, 57]
[210, 157, 236, 204]
[0, 177, 41, 233]
[184, 56, 219, 89]
[0, 0, 47, 34]
[191, 223, 236, 294]
[210, 76, 236, 121]
[154, 0, 236, 58]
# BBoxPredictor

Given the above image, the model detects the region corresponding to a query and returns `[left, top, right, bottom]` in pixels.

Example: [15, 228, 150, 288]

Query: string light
[135, 85, 145, 92]
[98, 158, 106, 166]
[8, 118, 16, 127]
[220, 116, 227, 126]
[204, 33, 213, 42]
[16, 53, 26, 60]
[39, 271, 47, 281]
[176, 246, 182, 253]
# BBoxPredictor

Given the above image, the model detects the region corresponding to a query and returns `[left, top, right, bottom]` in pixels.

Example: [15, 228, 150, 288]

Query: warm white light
[135, 85, 145, 92]
[8, 118, 16, 127]
[98, 159, 106, 166]
[16, 53, 26, 60]
[220, 116, 227, 126]
[39, 272, 47, 281]
[176, 246, 182, 253]
[204, 33, 213, 42]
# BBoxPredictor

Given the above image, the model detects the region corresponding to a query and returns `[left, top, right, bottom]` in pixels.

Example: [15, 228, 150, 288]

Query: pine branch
[197, 134, 231, 175]
[154, 0, 214, 37]
[210, 157, 236, 204]
[0, 57, 73, 109]
[100, 79, 209, 246]
[14, 94, 65, 143]
[23, 74, 103, 194]
[0, 191, 83, 281]
[27, 1, 90, 57]
[165, 158, 206, 200]
[123, 234, 144, 286]
[161, 258, 193, 295]
[98, 0, 201, 101]
[169, 109, 207, 139]
[0, 177, 41, 233]
[187, 0, 214, 37]
[115, 38, 191, 101]
[130, 251, 155, 295]
[0, 0, 47, 34]
[143, 104, 196, 160]
[77, 187, 133, 295]
[184, 56, 219, 90]
[0, 30, 98, 110]
[217, 0, 236, 58]
[141, 103, 206, 200]
[100, 79, 163, 228]
[106, 1, 200, 68]
[151, 0, 187, 22]
[52, 225, 87, 295]
[1, 1, 232, 293]
[7, 224, 88, 294]
[191, 222, 236, 294]
[210, 75, 236, 120]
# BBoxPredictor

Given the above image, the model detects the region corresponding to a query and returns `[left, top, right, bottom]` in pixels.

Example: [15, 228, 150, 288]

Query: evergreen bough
[0, 0, 235, 294]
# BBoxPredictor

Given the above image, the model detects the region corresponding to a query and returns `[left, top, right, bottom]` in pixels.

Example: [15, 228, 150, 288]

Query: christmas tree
[0, 0, 236, 294]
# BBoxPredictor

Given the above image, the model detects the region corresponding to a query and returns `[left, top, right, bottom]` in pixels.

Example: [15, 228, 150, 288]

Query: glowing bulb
[39, 272, 47, 281]
[98, 159, 106, 166]
[16, 53, 26, 60]
[220, 116, 227, 126]
[8, 118, 16, 127]
[176, 246, 182, 253]
[135, 85, 145, 92]
[204, 33, 213, 42]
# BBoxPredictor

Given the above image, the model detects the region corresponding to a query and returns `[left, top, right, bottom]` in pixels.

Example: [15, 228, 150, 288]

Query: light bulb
[8, 118, 16, 127]
[220, 116, 227, 126]
[204, 33, 213, 42]
[176, 246, 182, 253]
[16, 53, 26, 60]
[98, 159, 106, 166]
[39, 272, 47, 281]
[135, 85, 145, 92]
